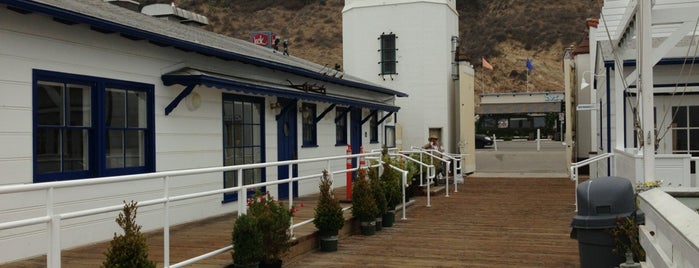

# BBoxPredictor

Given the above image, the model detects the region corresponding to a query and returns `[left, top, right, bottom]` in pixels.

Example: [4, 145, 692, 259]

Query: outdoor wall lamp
[580, 71, 605, 90]
[299, 106, 311, 119]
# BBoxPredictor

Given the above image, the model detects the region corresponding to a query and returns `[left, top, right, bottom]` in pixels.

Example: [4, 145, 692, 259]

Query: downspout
[606, 66, 612, 176]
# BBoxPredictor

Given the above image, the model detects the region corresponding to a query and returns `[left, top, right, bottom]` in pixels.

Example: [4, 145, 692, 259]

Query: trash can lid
[576, 176, 635, 217]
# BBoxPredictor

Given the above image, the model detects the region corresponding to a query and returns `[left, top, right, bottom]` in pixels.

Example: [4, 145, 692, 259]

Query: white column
[639, 0, 655, 183]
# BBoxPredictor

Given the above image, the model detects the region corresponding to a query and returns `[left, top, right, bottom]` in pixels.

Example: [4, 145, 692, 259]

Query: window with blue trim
[370, 112, 378, 143]
[335, 107, 348, 145]
[223, 94, 265, 201]
[33, 70, 154, 182]
[301, 103, 317, 147]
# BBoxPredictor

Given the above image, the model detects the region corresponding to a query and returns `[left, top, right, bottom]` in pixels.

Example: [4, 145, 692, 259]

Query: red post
[346, 144, 352, 201]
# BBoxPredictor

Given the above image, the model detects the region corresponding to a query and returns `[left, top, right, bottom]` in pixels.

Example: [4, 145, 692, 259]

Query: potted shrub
[102, 201, 156, 268]
[231, 214, 263, 268]
[351, 169, 378, 235]
[247, 190, 294, 268]
[313, 170, 345, 252]
[368, 164, 387, 231]
[380, 147, 403, 227]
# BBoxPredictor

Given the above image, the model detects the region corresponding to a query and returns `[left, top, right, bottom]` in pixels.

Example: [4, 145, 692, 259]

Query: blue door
[276, 99, 298, 199]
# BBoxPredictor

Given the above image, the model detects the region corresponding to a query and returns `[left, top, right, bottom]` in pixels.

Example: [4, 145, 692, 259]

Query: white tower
[343, 0, 459, 150]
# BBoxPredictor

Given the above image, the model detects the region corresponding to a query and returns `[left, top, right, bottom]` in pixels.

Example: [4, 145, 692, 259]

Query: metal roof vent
[141, 3, 209, 27]
[104, 0, 141, 12]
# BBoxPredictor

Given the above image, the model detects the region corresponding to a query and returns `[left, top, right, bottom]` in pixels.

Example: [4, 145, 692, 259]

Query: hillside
[144, 0, 603, 93]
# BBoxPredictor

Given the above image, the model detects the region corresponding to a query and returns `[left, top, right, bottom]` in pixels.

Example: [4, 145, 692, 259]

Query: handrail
[0, 151, 381, 267]
[569, 152, 614, 211]
[0, 147, 466, 267]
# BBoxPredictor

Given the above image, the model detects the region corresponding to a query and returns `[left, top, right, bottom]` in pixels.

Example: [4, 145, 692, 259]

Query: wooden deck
[3, 177, 580, 267]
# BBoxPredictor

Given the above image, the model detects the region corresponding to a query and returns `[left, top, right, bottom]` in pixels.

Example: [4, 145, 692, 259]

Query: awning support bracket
[315, 104, 336, 124]
[377, 112, 394, 124]
[165, 84, 196, 116]
[361, 109, 377, 125]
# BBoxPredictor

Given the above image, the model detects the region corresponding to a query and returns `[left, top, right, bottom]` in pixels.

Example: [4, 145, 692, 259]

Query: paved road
[474, 140, 569, 177]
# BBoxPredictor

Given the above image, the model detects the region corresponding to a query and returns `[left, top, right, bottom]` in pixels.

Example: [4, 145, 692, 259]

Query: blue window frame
[335, 107, 348, 146]
[301, 103, 317, 147]
[370, 112, 379, 143]
[222, 94, 265, 202]
[33, 70, 155, 182]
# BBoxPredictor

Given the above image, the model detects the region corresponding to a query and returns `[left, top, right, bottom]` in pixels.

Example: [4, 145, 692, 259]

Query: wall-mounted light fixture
[580, 71, 605, 90]
[299, 106, 311, 120]
[270, 102, 281, 110]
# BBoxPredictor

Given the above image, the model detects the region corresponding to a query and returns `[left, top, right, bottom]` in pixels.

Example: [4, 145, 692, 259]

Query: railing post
[426, 165, 432, 208]
[493, 134, 498, 151]
[47, 187, 61, 268]
[288, 163, 294, 239]
[453, 157, 458, 193]
[445, 161, 450, 197]
[401, 170, 408, 220]
[163, 176, 170, 267]
[238, 169, 245, 215]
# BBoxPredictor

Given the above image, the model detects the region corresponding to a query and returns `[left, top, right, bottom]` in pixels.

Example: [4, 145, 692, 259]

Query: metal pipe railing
[569, 152, 614, 211]
[0, 151, 382, 267]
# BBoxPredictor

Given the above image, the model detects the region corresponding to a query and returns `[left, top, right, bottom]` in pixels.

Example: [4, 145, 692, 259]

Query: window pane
[124, 130, 144, 167]
[252, 125, 261, 145]
[675, 129, 688, 151]
[223, 101, 234, 121]
[224, 148, 235, 166]
[234, 148, 244, 165]
[244, 123, 253, 145]
[243, 102, 253, 124]
[37, 82, 64, 126]
[252, 103, 261, 124]
[36, 128, 61, 174]
[674, 106, 687, 127]
[63, 129, 88, 171]
[106, 89, 126, 127]
[690, 106, 699, 127]
[224, 171, 237, 188]
[127, 91, 147, 128]
[67, 84, 91, 127]
[234, 101, 243, 122]
[106, 130, 124, 168]
[690, 129, 699, 151]
[253, 147, 261, 163]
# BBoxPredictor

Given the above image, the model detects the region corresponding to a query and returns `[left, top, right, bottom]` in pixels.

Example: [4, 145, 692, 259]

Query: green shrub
[232, 214, 264, 265]
[102, 201, 156, 268]
[247, 190, 294, 263]
[351, 170, 378, 222]
[313, 170, 345, 233]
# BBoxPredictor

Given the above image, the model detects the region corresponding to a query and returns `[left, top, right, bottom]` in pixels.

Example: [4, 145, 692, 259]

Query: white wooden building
[0, 0, 407, 263]
[579, 0, 699, 187]
[575, 1, 699, 266]
[342, 0, 464, 153]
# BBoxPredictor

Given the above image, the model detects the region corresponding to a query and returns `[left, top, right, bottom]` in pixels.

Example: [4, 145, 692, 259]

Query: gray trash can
[570, 176, 638, 268]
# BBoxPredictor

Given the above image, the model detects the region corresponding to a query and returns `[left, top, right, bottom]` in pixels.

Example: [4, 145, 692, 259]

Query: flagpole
[526, 70, 529, 92]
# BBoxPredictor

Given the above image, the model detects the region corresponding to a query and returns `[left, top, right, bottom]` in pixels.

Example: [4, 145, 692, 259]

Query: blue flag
[526, 58, 534, 71]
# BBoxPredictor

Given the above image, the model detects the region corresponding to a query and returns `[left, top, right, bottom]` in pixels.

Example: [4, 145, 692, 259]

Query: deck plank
[2, 177, 580, 267]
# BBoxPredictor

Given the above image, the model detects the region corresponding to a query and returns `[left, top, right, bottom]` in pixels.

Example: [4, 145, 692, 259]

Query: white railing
[569, 152, 615, 211]
[638, 189, 699, 268]
[0, 149, 462, 267]
[0, 152, 380, 267]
